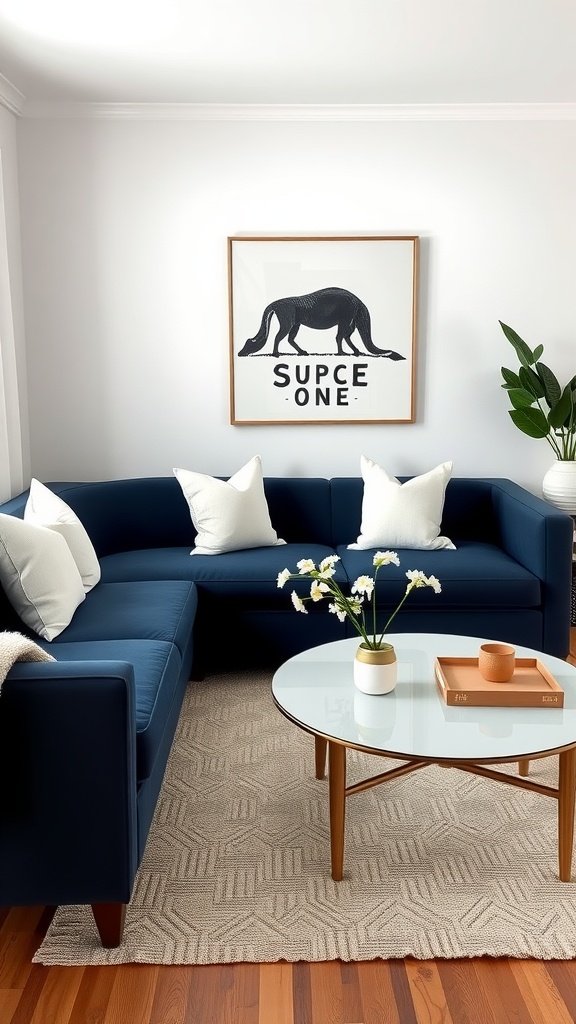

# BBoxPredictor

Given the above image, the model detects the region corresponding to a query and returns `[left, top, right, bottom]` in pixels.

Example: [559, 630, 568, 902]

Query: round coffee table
[272, 633, 576, 882]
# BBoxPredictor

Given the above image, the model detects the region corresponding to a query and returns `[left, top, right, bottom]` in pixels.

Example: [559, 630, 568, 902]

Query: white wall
[0, 101, 30, 488]
[15, 113, 576, 492]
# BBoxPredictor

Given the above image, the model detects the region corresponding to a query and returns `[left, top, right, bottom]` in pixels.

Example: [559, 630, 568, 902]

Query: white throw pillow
[348, 457, 456, 551]
[24, 479, 101, 592]
[174, 455, 286, 555]
[0, 514, 85, 640]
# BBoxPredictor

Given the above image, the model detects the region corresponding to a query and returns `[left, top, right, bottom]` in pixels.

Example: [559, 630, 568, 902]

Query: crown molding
[19, 101, 576, 122]
[0, 72, 25, 116]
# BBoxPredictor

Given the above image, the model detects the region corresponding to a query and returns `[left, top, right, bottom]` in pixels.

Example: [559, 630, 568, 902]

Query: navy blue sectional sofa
[0, 474, 572, 946]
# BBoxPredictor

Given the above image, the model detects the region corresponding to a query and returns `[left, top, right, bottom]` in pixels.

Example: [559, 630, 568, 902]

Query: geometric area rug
[34, 671, 576, 965]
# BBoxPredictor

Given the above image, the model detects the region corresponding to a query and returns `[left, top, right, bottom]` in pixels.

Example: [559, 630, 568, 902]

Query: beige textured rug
[35, 671, 576, 965]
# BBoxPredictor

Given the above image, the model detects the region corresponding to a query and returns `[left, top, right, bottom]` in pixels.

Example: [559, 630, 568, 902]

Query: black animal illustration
[238, 287, 405, 359]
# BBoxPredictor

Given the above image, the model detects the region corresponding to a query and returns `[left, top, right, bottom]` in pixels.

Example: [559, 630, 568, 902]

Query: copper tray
[435, 657, 564, 708]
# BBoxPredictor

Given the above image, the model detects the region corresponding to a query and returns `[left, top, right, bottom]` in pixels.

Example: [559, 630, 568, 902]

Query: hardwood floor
[2, 628, 575, 1024]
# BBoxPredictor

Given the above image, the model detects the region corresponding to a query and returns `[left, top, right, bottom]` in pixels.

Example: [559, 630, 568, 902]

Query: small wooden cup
[478, 643, 516, 683]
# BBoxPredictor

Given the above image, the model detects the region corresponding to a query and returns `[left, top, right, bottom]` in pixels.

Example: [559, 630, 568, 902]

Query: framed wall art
[228, 235, 418, 426]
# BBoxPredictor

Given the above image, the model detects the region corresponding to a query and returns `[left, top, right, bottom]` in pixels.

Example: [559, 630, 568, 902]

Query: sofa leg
[91, 902, 127, 947]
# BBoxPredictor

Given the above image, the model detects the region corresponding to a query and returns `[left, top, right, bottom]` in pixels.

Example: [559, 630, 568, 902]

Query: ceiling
[0, 0, 575, 107]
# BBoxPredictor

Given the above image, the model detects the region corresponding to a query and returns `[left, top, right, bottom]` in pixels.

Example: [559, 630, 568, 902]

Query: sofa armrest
[0, 661, 139, 908]
[490, 479, 573, 657]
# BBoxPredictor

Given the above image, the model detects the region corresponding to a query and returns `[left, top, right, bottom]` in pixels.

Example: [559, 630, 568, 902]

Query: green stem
[372, 563, 380, 642]
[294, 572, 371, 647]
[566, 404, 576, 460]
[545, 430, 563, 460]
[336, 589, 370, 646]
[375, 583, 413, 647]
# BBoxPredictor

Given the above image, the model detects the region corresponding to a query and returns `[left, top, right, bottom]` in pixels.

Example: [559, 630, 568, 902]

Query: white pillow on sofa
[24, 478, 101, 592]
[0, 514, 85, 640]
[348, 456, 456, 551]
[174, 455, 286, 555]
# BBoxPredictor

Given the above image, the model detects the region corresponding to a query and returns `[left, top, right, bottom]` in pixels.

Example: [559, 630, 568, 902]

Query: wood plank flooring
[1, 628, 575, 1024]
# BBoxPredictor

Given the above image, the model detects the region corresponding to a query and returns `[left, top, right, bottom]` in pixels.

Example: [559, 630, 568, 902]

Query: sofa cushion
[190, 544, 349, 601]
[24, 479, 101, 592]
[34, 638, 184, 781]
[0, 514, 86, 641]
[349, 457, 455, 551]
[98, 543, 346, 603]
[337, 542, 541, 608]
[51, 581, 197, 657]
[174, 456, 285, 555]
[99, 548, 200, 583]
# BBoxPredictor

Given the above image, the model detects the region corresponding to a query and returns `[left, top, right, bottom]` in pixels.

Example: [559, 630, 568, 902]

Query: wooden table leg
[558, 747, 576, 882]
[328, 741, 346, 881]
[315, 735, 327, 779]
[518, 759, 530, 777]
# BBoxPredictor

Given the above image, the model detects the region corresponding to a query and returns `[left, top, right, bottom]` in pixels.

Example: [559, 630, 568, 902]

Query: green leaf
[508, 387, 537, 410]
[509, 407, 549, 438]
[501, 366, 521, 388]
[499, 321, 536, 368]
[535, 362, 561, 407]
[532, 344, 544, 362]
[548, 384, 574, 429]
[519, 365, 545, 399]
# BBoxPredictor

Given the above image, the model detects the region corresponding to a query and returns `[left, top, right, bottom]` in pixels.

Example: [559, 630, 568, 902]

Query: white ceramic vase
[353, 643, 397, 695]
[542, 460, 576, 514]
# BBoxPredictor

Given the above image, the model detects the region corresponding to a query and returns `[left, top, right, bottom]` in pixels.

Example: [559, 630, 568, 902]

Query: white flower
[405, 569, 427, 588]
[373, 550, 400, 567]
[320, 554, 340, 570]
[351, 575, 374, 599]
[297, 558, 316, 575]
[318, 554, 340, 579]
[405, 570, 442, 593]
[277, 568, 291, 588]
[328, 602, 347, 622]
[291, 591, 308, 613]
[425, 574, 442, 594]
[349, 597, 364, 616]
[310, 580, 329, 602]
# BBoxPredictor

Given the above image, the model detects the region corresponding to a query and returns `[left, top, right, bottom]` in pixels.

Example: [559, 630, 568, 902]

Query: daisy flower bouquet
[277, 550, 441, 651]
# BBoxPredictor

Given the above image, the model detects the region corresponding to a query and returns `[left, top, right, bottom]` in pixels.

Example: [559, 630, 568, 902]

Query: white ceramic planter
[353, 643, 397, 694]
[542, 460, 576, 514]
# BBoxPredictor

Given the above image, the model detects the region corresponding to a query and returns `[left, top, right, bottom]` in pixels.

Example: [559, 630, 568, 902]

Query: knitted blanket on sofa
[0, 631, 55, 693]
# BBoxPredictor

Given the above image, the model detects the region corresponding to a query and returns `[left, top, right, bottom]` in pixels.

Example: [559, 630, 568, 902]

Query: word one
[273, 362, 368, 407]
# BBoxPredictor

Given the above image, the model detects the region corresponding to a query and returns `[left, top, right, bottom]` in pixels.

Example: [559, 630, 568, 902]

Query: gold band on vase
[355, 644, 396, 666]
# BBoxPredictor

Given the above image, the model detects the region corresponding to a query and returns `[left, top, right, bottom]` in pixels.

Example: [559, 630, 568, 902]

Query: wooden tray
[435, 657, 564, 707]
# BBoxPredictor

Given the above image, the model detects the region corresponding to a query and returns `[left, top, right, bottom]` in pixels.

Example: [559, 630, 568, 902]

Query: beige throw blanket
[0, 631, 55, 693]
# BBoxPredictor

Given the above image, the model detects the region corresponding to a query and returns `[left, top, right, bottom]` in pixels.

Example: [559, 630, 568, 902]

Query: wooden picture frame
[228, 235, 418, 425]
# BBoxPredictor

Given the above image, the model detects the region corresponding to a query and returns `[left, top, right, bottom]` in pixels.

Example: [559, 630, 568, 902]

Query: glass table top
[272, 633, 576, 763]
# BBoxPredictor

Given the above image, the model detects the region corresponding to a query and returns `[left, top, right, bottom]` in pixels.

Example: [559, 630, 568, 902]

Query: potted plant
[499, 320, 576, 511]
[277, 552, 441, 694]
